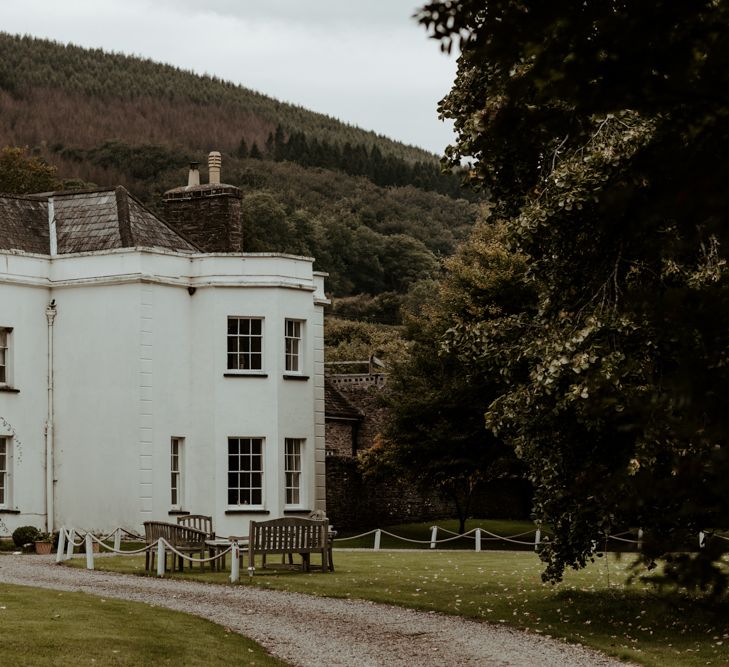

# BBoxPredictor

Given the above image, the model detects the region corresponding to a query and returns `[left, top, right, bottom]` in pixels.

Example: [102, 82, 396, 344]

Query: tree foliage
[0, 146, 58, 193]
[419, 0, 729, 593]
[360, 221, 534, 533]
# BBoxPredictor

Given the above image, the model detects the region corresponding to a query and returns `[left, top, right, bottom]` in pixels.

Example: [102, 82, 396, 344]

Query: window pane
[228, 437, 263, 506]
[227, 318, 238, 335]
[250, 319, 262, 335]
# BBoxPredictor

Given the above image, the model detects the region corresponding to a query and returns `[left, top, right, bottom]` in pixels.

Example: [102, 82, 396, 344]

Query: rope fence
[333, 525, 725, 552]
[52, 523, 728, 579]
[55, 526, 243, 582]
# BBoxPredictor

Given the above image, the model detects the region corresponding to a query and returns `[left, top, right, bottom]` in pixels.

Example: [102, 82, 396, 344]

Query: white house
[0, 155, 327, 537]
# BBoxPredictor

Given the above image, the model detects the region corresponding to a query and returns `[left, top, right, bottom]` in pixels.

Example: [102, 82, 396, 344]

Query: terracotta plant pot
[34, 541, 53, 555]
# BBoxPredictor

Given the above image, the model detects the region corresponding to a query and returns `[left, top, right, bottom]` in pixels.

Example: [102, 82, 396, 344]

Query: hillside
[0, 33, 482, 316]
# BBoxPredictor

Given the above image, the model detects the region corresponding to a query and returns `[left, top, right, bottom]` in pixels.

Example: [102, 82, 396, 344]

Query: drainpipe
[45, 300, 57, 533]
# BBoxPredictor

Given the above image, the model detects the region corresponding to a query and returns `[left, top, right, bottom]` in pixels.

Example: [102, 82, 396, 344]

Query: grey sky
[2, 0, 458, 155]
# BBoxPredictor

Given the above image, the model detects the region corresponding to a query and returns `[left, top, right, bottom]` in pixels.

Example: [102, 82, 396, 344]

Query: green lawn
[0, 581, 286, 666]
[64, 549, 729, 667]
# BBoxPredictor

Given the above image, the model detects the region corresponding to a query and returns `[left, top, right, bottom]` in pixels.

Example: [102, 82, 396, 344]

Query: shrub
[12, 525, 41, 547]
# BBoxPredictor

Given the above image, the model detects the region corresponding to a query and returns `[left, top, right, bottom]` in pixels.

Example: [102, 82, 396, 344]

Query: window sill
[283, 374, 309, 381]
[168, 510, 190, 516]
[225, 509, 270, 515]
[283, 508, 311, 514]
[0, 386, 19, 394]
[224, 372, 269, 378]
[0, 508, 21, 514]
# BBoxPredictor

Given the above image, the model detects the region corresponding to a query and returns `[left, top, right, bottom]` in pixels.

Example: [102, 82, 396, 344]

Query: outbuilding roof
[324, 378, 364, 421]
[0, 186, 198, 255]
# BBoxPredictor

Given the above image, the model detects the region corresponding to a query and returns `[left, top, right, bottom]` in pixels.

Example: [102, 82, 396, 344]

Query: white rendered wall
[51, 282, 142, 531]
[0, 280, 51, 535]
[0, 249, 325, 536]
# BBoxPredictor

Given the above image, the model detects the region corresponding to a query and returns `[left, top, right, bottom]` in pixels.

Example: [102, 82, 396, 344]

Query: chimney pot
[208, 151, 222, 185]
[187, 161, 200, 187]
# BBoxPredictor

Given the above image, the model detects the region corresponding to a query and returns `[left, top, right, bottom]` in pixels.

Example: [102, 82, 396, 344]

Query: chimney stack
[187, 161, 200, 187]
[163, 149, 243, 252]
[208, 151, 221, 185]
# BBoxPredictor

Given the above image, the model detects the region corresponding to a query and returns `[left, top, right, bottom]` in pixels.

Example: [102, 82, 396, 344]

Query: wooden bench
[143, 521, 207, 572]
[247, 517, 329, 574]
[177, 514, 215, 540]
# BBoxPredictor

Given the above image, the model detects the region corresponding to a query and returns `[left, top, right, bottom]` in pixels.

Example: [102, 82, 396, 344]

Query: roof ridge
[125, 189, 202, 252]
[0, 192, 51, 202]
[36, 186, 117, 198]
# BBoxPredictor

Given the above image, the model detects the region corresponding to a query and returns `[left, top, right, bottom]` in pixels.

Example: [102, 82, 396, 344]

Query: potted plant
[33, 532, 54, 555]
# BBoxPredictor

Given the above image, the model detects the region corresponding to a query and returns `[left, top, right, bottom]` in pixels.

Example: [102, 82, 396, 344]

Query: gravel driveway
[0, 554, 629, 667]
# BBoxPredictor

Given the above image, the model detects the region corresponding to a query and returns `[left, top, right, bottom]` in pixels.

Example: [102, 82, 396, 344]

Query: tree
[0, 146, 59, 193]
[420, 1, 729, 593]
[240, 192, 292, 252]
[236, 137, 248, 159]
[360, 221, 534, 533]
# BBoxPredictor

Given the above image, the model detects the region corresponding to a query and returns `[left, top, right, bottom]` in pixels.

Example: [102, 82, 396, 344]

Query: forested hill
[0, 33, 468, 197]
[0, 33, 482, 315]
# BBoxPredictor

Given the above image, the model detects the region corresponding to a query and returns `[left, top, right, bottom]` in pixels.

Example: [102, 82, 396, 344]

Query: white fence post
[113, 528, 122, 552]
[66, 528, 75, 560]
[230, 543, 240, 583]
[534, 529, 541, 551]
[85, 534, 94, 570]
[430, 525, 438, 549]
[55, 528, 66, 563]
[637, 528, 643, 551]
[374, 529, 381, 551]
[157, 539, 166, 577]
[475, 528, 481, 552]
[699, 531, 706, 549]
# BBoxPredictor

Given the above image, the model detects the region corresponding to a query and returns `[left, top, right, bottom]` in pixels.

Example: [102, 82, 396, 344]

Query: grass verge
[0, 581, 286, 666]
[65, 549, 729, 667]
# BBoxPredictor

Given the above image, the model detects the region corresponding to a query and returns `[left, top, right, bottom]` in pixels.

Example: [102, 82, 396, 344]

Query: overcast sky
[1, 0, 458, 155]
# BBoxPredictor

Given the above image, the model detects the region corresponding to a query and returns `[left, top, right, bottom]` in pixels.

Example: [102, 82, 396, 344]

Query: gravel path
[0, 554, 629, 667]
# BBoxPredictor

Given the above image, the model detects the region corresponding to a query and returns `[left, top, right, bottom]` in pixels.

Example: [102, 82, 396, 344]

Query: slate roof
[0, 195, 50, 254]
[0, 187, 198, 255]
[325, 378, 363, 421]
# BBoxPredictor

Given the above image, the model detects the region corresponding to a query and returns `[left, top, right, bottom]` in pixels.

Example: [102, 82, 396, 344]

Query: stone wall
[163, 188, 242, 252]
[325, 421, 355, 457]
[324, 373, 533, 529]
[326, 456, 453, 529]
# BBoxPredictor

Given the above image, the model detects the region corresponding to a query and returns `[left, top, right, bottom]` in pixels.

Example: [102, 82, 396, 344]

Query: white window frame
[284, 319, 304, 374]
[284, 438, 304, 507]
[227, 317, 264, 373]
[170, 437, 183, 509]
[227, 437, 264, 508]
[0, 327, 11, 386]
[0, 436, 11, 509]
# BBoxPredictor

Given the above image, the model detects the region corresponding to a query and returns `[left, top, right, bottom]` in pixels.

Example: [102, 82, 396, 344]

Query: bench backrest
[177, 514, 214, 538]
[143, 521, 206, 548]
[249, 517, 328, 554]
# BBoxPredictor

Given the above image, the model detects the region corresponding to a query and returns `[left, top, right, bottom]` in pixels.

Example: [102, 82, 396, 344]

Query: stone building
[324, 372, 452, 530]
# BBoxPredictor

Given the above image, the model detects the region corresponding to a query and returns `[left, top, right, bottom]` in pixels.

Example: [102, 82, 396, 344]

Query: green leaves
[420, 0, 729, 594]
